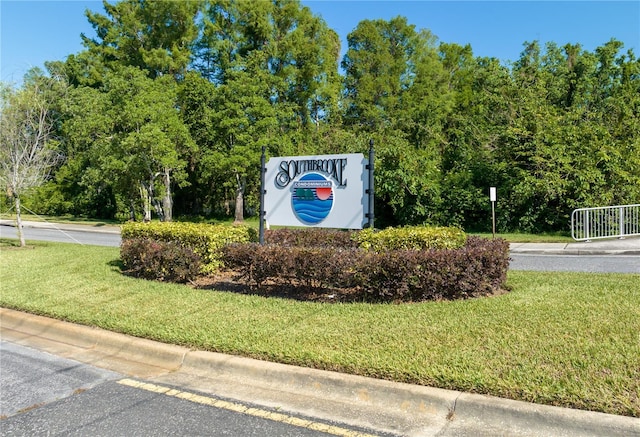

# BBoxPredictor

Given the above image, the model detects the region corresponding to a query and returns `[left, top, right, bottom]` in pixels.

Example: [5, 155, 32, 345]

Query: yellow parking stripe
[117, 378, 378, 437]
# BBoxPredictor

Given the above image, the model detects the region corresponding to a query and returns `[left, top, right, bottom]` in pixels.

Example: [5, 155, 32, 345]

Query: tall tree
[189, 0, 341, 220]
[438, 43, 511, 230]
[83, 0, 200, 79]
[342, 16, 450, 225]
[103, 67, 196, 221]
[208, 51, 279, 222]
[342, 16, 415, 130]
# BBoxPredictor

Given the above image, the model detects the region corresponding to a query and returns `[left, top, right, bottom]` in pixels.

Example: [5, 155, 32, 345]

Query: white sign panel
[490, 187, 497, 202]
[264, 153, 369, 229]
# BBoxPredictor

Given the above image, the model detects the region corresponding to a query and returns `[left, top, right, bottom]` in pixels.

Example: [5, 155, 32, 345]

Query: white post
[490, 187, 497, 238]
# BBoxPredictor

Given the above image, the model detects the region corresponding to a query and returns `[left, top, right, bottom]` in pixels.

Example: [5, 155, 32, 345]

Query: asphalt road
[0, 341, 380, 436]
[0, 225, 121, 247]
[2, 223, 638, 273]
[509, 253, 640, 273]
[0, 226, 121, 247]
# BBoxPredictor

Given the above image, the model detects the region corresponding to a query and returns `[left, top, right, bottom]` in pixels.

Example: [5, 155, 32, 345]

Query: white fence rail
[571, 204, 640, 241]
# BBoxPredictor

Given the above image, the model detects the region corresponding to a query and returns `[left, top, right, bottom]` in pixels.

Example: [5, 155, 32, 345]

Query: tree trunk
[234, 173, 245, 223]
[161, 168, 172, 222]
[129, 200, 137, 221]
[14, 195, 25, 247]
[152, 197, 165, 221]
[139, 182, 152, 222]
[148, 173, 165, 222]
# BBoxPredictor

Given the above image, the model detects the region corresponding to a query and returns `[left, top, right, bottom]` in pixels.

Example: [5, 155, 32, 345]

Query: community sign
[264, 153, 370, 229]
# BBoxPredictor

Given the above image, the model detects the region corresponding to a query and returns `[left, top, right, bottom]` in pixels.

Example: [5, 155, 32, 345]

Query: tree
[83, 0, 200, 79]
[437, 44, 512, 230]
[342, 16, 416, 130]
[341, 16, 450, 225]
[57, 67, 195, 222]
[190, 0, 341, 221]
[103, 67, 196, 221]
[0, 81, 62, 246]
[207, 51, 278, 223]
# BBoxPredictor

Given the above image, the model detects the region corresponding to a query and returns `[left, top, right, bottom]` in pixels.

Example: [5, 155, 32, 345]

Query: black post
[367, 139, 375, 229]
[259, 146, 266, 245]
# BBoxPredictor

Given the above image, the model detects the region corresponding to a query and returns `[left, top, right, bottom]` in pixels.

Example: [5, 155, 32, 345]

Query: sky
[1, 0, 639, 85]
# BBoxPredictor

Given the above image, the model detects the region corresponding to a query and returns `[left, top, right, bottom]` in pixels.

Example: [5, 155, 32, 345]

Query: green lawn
[469, 232, 574, 243]
[1, 239, 638, 417]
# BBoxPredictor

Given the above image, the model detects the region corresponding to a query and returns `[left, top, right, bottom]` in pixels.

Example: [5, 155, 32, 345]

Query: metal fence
[571, 204, 640, 241]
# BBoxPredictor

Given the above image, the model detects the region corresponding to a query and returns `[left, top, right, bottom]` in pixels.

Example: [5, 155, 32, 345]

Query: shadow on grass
[107, 258, 125, 273]
[0, 238, 36, 249]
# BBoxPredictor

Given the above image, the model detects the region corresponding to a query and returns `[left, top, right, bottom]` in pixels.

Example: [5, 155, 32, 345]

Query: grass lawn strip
[1, 240, 638, 417]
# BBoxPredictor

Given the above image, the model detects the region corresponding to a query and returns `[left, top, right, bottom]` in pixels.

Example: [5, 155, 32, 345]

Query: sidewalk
[2, 308, 638, 437]
[510, 238, 640, 255]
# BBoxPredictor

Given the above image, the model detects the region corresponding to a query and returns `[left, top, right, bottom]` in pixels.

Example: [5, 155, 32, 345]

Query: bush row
[263, 225, 466, 251]
[121, 222, 257, 273]
[222, 236, 510, 302]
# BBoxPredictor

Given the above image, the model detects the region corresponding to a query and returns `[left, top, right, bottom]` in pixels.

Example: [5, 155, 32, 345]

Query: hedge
[222, 236, 510, 302]
[121, 222, 257, 274]
[264, 225, 466, 251]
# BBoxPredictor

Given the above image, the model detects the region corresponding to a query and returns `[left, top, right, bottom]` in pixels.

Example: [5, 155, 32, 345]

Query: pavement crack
[447, 392, 461, 422]
[431, 392, 461, 437]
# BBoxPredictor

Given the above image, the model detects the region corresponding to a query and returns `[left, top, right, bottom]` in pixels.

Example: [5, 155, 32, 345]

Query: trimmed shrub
[355, 225, 467, 251]
[223, 244, 360, 289]
[354, 237, 510, 301]
[121, 238, 202, 283]
[222, 236, 510, 302]
[121, 222, 257, 273]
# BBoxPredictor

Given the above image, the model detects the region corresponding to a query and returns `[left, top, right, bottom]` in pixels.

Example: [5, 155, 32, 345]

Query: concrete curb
[0, 308, 187, 377]
[2, 308, 638, 436]
[451, 392, 640, 437]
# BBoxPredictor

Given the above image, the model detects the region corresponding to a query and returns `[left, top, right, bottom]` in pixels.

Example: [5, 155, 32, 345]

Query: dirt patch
[192, 270, 366, 303]
[192, 270, 510, 304]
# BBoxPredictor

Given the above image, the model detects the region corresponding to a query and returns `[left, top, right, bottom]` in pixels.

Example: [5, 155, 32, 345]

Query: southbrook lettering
[275, 158, 347, 188]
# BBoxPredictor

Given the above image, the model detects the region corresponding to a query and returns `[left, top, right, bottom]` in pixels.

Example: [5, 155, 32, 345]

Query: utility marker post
[259, 146, 266, 245]
[490, 187, 497, 238]
[367, 139, 375, 229]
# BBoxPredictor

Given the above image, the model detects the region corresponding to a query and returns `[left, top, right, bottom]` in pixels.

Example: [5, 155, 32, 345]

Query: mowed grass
[1, 240, 638, 417]
[469, 232, 574, 243]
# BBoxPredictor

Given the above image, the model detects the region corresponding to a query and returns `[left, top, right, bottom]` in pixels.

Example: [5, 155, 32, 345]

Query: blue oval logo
[291, 173, 333, 225]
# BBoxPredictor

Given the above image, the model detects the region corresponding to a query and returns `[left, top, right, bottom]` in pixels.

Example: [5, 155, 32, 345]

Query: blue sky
[2, 0, 639, 85]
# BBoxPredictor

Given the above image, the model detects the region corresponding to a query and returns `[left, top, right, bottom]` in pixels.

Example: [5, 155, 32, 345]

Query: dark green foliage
[120, 238, 202, 283]
[20, 0, 637, 232]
